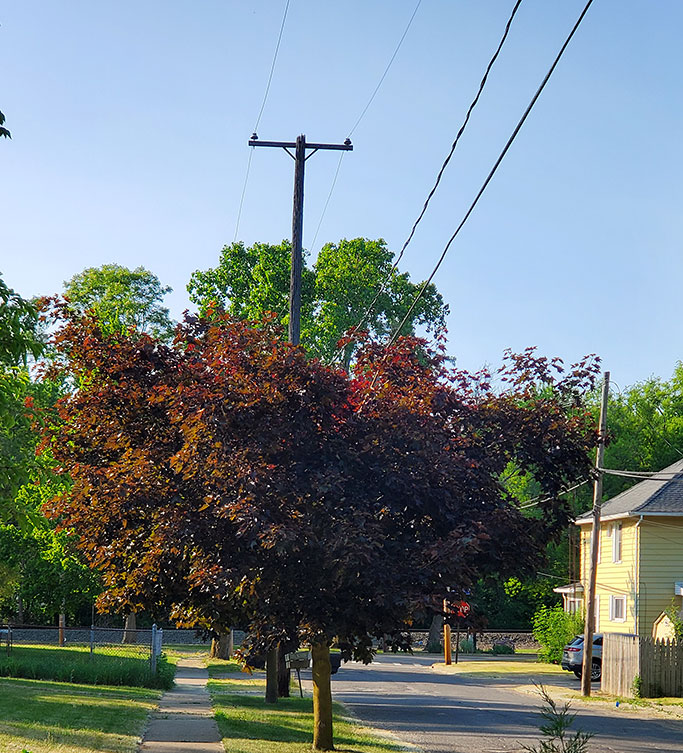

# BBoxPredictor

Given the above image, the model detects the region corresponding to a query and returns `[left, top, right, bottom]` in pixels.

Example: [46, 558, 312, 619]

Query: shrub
[491, 642, 515, 655]
[425, 640, 442, 654]
[459, 638, 475, 654]
[532, 605, 584, 664]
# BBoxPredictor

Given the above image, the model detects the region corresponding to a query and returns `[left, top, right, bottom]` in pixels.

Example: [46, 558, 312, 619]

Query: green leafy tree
[0, 522, 100, 623]
[187, 238, 447, 367]
[0, 275, 48, 522]
[64, 264, 175, 341]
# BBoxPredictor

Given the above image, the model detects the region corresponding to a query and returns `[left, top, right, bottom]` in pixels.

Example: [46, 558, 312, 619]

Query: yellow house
[556, 458, 683, 637]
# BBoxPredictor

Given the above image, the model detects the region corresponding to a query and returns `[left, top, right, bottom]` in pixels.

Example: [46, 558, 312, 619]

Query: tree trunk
[312, 642, 334, 751]
[16, 594, 24, 624]
[425, 613, 443, 652]
[265, 646, 278, 704]
[122, 611, 137, 644]
[210, 629, 233, 659]
[277, 642, 290, 697]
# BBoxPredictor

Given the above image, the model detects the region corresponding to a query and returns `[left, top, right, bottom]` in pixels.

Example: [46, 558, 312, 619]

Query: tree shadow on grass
[213, 694, 400, 751]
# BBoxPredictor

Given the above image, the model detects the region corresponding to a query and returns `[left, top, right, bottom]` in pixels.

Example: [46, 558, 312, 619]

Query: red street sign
[444, 600, 470, 618]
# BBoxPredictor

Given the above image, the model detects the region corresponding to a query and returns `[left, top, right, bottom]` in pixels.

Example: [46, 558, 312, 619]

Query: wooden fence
[603, 633, 683, 698]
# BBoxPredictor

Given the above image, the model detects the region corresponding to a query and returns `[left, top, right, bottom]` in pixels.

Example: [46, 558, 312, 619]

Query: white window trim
[609, 594, 627, 622]
[612, 523, 623, 564]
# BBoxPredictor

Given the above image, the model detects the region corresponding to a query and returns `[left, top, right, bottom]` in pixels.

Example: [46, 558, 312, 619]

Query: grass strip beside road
[0, 676, 160, 753]
[0, 644, 175, 689]
[209, 660, 405, 752]
[431, 658, 566, 678]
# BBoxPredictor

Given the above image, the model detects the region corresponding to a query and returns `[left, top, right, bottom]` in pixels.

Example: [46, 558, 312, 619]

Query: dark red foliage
[41, 300, 598, 658]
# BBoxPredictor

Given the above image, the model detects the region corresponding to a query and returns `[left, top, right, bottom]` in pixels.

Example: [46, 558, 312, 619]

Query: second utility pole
[581, 370, 610, 696]
[248, 133, 353, 344]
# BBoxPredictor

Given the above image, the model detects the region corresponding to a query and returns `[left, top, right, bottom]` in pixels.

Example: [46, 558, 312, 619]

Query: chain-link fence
[2, 623, 163, 669]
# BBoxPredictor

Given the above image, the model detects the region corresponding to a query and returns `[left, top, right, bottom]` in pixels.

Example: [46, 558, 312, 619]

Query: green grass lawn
[209, 660, 404, 752]
[0, 676, 161, 753]
[0, 645, 175, 689]
[431, 658, 566, 677]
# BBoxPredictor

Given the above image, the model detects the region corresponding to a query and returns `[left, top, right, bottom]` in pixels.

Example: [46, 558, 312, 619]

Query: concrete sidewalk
[139, 657, 223, 753]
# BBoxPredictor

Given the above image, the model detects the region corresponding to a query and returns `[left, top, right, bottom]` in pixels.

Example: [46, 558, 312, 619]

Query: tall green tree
[0, 275, 47, 521]
[64, 264, 175, 341]
[187, 238, 447, 367]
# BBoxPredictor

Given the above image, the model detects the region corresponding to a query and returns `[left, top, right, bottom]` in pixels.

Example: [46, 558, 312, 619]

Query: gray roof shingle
[576, 457, 683, 524]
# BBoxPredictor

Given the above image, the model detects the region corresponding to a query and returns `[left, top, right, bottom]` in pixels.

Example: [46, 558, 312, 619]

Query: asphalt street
[317, 654, 683, 753]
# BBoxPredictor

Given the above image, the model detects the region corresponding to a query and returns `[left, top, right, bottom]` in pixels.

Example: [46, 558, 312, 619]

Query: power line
[308, 0, 423, 258]
[388, 0, 595, 346]
[253, 0, 291, 134]
[232, 0, 291, 243]
[347, 0, 423, 140]
[599, 467, 683, 481]
[339, 0, 525, 355]
[519, 480, 590, 510]
[233, 147, 255, 242]
[309, 151, 346, 255]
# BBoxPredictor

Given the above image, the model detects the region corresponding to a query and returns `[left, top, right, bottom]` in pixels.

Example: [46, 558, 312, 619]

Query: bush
[491, 643, 515, 655]
[459, 638, 475, 654]
[425, 640, 442, 654]
[532, 605, 583, 664]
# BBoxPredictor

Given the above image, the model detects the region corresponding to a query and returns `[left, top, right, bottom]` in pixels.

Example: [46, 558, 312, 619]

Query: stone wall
[409, 629, 538, 652]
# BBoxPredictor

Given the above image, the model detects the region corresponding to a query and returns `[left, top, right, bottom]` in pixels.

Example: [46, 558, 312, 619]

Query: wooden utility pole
[248, 133, 353, 345]
[581, 370, 610, 696]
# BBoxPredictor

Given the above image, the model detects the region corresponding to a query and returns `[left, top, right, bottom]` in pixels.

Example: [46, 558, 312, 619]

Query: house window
[566, 597, 582, 614]
[612, 523, 622, 563]
[610, 594, 626, 622]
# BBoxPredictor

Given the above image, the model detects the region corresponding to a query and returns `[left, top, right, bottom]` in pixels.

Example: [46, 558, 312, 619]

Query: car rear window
[569, 637, 584, 647]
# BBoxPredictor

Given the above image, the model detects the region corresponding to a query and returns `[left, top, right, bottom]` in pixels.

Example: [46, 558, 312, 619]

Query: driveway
[320, 654, 683, 753]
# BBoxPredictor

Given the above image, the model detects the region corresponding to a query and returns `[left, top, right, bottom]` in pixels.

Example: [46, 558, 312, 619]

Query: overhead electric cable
[309, 151, 346, 255]
[233, 148, 254, 242]
[309, 0, 423, 256]
[347, 0, 423, 140]
[253, 0, 291, 134]
[339, 0, 525, 355]
[388, 0, 595, 346]
[519, 480, 589, 510]
[233, 0, 291, 242]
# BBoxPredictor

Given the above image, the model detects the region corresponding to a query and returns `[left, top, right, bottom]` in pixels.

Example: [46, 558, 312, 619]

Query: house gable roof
[576, 458, 683, 524]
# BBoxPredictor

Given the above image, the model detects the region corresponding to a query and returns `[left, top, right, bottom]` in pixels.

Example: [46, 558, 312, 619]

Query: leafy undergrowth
[0, 645, 175, 689]
[0, 676, 160, 753]
[209, 660, 404, 752]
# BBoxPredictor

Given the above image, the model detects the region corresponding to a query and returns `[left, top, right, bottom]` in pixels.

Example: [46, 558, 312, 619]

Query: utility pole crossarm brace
[247, 133, 353, 345]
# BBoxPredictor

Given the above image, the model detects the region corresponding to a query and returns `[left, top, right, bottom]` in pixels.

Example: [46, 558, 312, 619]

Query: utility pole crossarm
[246, 133, 353, 345]
[248, 138, 353, 151]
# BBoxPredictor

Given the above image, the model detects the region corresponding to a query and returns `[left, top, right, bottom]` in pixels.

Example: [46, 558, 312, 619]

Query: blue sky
[2, 1, 681, 386]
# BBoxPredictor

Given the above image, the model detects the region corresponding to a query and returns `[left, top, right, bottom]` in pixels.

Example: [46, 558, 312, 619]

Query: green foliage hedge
[532, 605, 584, 664]
[0, 645, 175, 689]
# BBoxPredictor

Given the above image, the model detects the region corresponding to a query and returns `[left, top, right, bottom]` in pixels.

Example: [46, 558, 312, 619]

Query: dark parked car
[561, 633, 602, 681]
